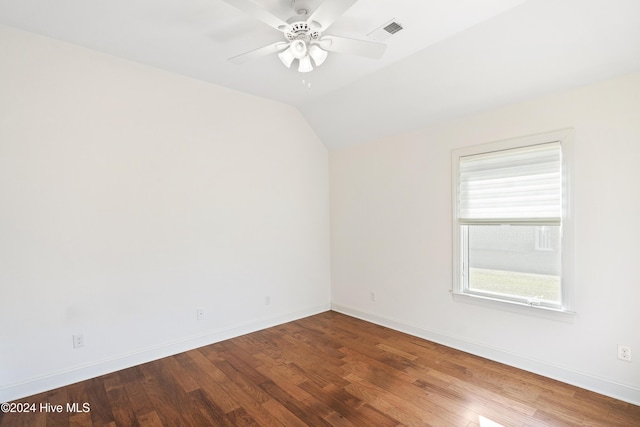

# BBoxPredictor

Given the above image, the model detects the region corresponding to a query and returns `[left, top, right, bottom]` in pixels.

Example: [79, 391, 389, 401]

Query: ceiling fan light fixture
[298, 55, 313, 73]
[278, 47, 296, 68]
[290, 39, 308, 59]
[308, 44, 328, 66]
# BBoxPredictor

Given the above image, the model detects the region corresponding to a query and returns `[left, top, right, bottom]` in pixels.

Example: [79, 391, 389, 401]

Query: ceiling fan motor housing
[285, 21, 320, 42]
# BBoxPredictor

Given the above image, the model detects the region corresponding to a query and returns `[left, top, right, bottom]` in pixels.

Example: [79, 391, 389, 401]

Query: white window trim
[451, 129, 575, 320]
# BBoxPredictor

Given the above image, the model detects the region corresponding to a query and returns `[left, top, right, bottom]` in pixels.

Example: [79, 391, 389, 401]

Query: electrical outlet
[196, 308, 204, 321]
[370, 291, 376, 302]
[265, 296, 271, 306]
[73, 334, 84, 349]
[618, 345, 631, 362]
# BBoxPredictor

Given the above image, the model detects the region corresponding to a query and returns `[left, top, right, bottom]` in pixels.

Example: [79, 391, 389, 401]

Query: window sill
[451, 291, 576, 323]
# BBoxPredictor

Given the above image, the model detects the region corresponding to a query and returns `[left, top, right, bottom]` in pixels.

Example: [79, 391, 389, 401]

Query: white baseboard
[4, 303, 638, 406]
[0, 303, 330, 403]
[331, 303, 640, 406]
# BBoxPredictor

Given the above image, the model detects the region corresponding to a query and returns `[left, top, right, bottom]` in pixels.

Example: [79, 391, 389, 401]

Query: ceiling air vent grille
[383, 22, 403, 35]
[368, 19, 404, 41]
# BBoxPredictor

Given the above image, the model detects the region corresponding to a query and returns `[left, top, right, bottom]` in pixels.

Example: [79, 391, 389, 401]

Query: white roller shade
[458, 142, 561, 224]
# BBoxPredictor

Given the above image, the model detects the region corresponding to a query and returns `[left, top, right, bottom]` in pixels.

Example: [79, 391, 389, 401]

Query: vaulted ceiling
[1, 0, 639, 149]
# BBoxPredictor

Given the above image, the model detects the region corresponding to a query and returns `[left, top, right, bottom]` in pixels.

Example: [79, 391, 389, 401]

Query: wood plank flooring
[1, 311, 638, 426]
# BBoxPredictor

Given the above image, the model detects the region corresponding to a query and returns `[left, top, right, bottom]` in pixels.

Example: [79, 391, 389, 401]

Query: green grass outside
[469, 268, 560, 303]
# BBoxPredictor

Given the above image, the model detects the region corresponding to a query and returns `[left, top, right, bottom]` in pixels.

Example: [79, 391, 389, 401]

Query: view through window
[466, 224, 561, 305]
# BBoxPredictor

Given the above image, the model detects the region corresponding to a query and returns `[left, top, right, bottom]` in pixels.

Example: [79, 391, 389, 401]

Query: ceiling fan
[222, 0, 387, 73]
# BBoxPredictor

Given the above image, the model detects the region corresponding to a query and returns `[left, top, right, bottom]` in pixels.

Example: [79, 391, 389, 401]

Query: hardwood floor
[1, 311, 638, 426]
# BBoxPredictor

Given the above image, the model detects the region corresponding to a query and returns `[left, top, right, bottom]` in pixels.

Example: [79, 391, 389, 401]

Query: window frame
[451, 129, 575, 319]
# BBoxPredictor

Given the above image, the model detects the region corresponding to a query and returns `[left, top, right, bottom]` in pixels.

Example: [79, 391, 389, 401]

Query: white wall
[0, 26, 330, 401]
[331, 72, 640, 404]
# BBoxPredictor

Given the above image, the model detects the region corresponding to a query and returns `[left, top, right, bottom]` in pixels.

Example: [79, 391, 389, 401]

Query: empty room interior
[1, 0, 639, 425]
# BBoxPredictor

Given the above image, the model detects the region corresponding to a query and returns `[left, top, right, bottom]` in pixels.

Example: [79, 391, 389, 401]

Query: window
[535, 226, 554, 251]
[452, 130, 574, 314]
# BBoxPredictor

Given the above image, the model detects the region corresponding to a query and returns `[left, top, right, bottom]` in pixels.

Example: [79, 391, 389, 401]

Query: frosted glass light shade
[298, 55, 313, 73]
[290, 40, 307, 59]
[308, 45, 328, 66]
[278, 47, 295, 68]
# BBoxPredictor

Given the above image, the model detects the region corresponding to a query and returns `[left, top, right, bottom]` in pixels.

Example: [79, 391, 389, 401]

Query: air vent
[383, 22, 403, 35]
[368, 19, 403, 41]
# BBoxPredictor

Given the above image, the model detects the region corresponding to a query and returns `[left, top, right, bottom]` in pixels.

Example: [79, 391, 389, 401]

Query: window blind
[458, 142, 561, 224]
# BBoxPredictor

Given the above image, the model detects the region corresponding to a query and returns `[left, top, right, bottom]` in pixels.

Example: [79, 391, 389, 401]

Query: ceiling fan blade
[229, 41, 289, 64]
[307, 0, 358, 31]
[221, 0, 291, 32]
[319, 36, 387, 59]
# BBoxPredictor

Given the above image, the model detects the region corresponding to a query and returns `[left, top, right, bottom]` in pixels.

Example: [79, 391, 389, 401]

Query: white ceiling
[1, 0, 639, 149]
